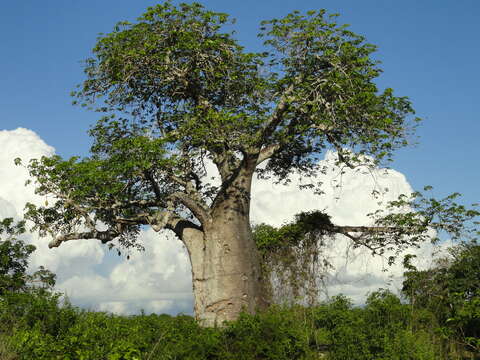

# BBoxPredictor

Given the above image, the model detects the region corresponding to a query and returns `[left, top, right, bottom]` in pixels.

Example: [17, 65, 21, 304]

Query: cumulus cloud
[0, 128, 54, 215]
[0, 128, 445, 316]
[251, 151, 446, 303]
[0, 128, 105, 279]
[58, 228, 193, 315]
[251, 151, 413, 227]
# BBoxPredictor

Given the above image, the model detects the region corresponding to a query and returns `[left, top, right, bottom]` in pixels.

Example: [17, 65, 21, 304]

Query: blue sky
[1, 1, 478, 203]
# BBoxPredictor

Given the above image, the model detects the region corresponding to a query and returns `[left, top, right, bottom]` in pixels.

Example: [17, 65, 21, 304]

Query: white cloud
[251, 152, 447, 303]
[0, 128, 106, 281]
[0, 128, 54, 214]
[0, 198, 16, 220]
[0, 128, 445, 316]
[251, 151, 412, 227]
[58, 228, 193, 314]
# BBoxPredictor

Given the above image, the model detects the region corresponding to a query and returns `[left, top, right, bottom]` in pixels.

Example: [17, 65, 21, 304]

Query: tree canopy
[22, 1, 420, 248]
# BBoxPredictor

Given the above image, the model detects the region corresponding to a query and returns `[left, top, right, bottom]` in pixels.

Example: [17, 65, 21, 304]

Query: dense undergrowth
[0, 289, 478, 360]
[1, 217, 478, 359]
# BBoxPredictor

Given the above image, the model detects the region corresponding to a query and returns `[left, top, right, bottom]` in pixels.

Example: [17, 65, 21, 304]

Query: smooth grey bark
[181, 159, 268, 326]
[184, 213, 267, 326]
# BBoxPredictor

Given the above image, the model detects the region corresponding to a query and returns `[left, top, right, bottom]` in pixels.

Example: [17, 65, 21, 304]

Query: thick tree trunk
[183, 165, 267, 327]
[187, 214, 266, 327]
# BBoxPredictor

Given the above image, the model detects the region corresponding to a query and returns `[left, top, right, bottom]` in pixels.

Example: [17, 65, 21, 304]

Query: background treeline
[0, 218, 479, 360]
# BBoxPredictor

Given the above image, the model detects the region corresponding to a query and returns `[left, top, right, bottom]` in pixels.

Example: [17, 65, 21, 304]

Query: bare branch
[49, 229, 119, 248]
[330, 225, 401, 234]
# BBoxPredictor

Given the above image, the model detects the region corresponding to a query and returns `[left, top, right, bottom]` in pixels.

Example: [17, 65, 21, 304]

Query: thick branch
[169, 192, 211, 226]
[210, 151, 243, 184]
[48, 207, 204, 249]
[331, 225, 401, 234]
[146, 210, 203, 241]
[259, 83, 295, 141]
[166, 218, 203, 242]
[256, 144, 281, 165]
[48, 229, 119, 248]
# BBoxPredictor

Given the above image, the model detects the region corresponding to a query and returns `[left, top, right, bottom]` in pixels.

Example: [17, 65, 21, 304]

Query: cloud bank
[0, 128, 443, 314]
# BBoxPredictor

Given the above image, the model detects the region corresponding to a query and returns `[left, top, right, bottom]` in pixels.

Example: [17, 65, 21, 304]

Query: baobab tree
[21, 2, 478, 326]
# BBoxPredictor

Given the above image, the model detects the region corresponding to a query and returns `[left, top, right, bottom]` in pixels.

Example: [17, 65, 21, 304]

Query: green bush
[313, 295, 372, 359]
[220, 306, 313, 360]
[0, 293, 469, 360]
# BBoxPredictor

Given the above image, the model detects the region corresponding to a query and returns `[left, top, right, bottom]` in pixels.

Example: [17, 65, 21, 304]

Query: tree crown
[24, 2, 421, 247]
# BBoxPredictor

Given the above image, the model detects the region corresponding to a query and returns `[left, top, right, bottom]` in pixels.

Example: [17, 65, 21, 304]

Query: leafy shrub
[220, 305, 313, 360]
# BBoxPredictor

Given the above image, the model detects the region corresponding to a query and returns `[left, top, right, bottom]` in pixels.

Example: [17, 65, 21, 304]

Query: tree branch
[259, 83, 295, 141]
[143, 209, 203, 240]
[143, 170, 162, 201]
[324, 133, 355, 168]
[169, 192, 211, 226]
[326, 224, 415, 255]
[330, 225, 401, 234]
[63, 198, 96, 230]
[48, 229, 119, 248]
[111, 199, 159, 209]
[48, 206, 205, 249]
[169, 174, 188, 187]
[256, 144, 281, 165]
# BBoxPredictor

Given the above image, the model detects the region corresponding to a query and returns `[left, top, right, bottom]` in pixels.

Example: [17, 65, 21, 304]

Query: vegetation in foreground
[1, 288, 478, 360]
[1, 218, 479, 360]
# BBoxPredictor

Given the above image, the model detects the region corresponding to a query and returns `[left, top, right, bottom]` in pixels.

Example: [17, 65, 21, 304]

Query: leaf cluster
[367, 188, 479, 263]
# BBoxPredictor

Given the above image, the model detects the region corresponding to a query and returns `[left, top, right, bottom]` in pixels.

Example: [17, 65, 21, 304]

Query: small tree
[0, 218, 31, 295]
[21, 2, 478, 326]
[0, 218, 56, 295]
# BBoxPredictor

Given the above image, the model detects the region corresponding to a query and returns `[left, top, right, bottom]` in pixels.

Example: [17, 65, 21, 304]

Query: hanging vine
[254, 211, 336, 305]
